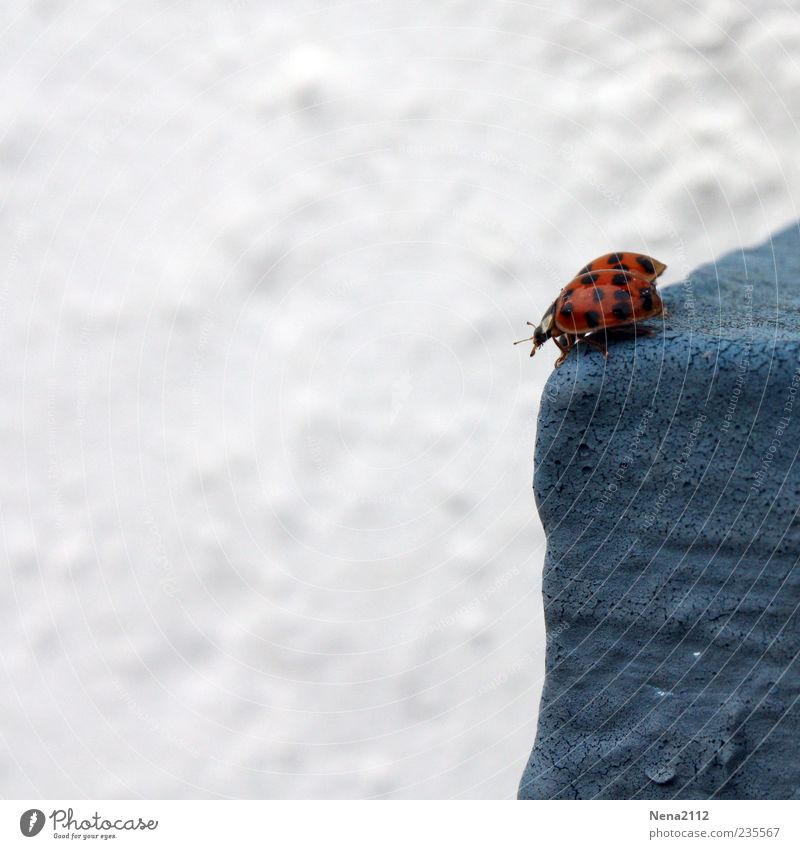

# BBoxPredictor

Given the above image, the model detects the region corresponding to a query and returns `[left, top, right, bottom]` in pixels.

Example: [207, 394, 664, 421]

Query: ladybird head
[514, 303, 556, 357]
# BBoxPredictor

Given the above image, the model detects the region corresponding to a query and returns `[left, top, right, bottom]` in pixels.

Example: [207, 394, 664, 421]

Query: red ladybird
[515, 251, 667, 367]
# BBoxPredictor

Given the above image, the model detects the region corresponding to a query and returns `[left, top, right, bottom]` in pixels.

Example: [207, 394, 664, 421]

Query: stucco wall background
[3, 0, 800, 798]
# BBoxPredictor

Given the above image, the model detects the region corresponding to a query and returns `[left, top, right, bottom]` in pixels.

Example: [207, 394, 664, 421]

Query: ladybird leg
[553, 334, 574, 368]
[582, 333, 609, 358]
[627, 324, 658, 338]
[606, 324, 658, 340]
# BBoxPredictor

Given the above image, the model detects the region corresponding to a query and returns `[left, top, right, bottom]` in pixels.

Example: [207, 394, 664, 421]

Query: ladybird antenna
[513, 321, 537, 346]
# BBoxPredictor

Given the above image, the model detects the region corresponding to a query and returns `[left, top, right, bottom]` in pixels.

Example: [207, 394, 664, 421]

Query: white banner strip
[3, 800, 798, 848]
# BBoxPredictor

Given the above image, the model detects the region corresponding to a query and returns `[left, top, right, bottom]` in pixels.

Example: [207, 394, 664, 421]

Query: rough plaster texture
[519, 223, 800, 799]
[5, 0, 800, 799]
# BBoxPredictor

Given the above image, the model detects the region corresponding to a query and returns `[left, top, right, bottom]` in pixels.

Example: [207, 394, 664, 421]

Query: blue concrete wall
[519, 223, 800, 799]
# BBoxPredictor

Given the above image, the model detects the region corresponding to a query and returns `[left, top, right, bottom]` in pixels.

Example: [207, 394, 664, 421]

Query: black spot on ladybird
[578, 263, 593, 274]
[612, 273, 629, 285]
[560, 301, 574, 317]
[584, 310, 601, 328]
[561, 288, 574, 300]
[580, 273, 599, 284]
[637, 256, 656, 274]
[610, 263, 630, 271]
[612, 304, 632, 321]
[613, 289, 632, 300]
[640, 288, 653, 311]
[607, 252, 624, 264]
[593, 288, 604, 302]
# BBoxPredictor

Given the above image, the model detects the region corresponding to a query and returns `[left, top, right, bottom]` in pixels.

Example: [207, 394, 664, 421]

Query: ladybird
[515, 251, 666, 367]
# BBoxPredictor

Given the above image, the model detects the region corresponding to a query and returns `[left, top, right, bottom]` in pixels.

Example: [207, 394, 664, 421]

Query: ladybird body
[554, 269, 663, 334]
[516, 252, 666, 366]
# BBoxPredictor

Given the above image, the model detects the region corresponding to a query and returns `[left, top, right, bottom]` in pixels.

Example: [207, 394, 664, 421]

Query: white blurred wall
[2, 0, 799, 798]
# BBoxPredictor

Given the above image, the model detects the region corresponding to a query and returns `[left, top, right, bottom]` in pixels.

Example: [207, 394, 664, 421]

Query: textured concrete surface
[519, 223, 800, 799]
